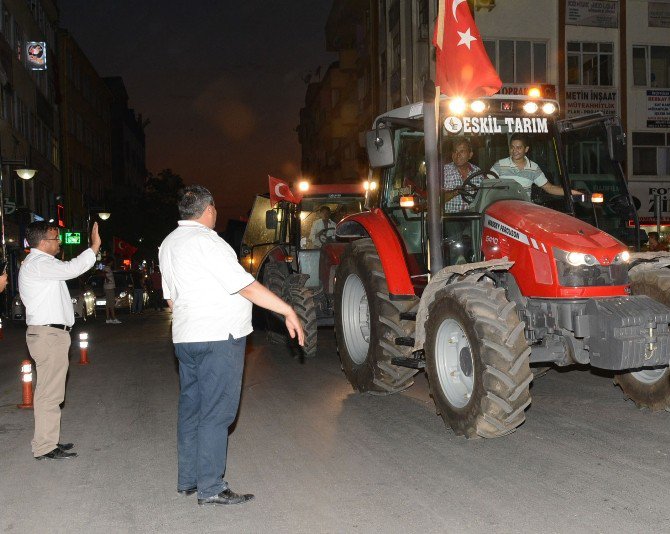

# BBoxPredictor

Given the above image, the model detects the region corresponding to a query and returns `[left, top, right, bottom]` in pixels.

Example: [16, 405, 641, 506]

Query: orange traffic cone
[78, 332, 89, 365]
[17, 360, 33, 409]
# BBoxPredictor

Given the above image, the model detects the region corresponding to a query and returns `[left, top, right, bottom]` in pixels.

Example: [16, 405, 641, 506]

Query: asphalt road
[0, 311, 668, 533]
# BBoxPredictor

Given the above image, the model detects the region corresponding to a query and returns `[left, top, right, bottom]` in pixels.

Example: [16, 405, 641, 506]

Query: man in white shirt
[492, 133, 581, 198]
[159, 185, 304, 507]
[19, 221, 101, 460]
[308, 206, 336, 248]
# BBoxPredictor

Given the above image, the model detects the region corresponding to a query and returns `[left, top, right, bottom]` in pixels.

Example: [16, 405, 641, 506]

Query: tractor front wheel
[424, 275, 532, 438]
[618, 267, 670, 411]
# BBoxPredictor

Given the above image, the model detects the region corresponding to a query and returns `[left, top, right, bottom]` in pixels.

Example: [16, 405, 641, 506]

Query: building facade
[0, 0, 60, 303]
[104, 76, 147, 200]
[58, 29, 113, 253]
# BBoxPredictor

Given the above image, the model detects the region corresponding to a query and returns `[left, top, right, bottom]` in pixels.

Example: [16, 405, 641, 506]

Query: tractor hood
[485, 200, 626, 258]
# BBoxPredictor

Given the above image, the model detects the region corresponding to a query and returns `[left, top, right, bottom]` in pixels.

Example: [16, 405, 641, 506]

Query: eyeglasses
[44, 238, 61, 241]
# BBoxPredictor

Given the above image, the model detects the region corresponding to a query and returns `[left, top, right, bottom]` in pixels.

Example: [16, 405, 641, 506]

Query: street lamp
[0, 142, 37, 316]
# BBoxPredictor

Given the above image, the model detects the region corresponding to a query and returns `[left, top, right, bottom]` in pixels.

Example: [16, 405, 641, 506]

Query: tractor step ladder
[399, 311, 417, 321]
[394, 336, 415, 347]
[392, 336, 425, 368]
[391, 356, 425, 369]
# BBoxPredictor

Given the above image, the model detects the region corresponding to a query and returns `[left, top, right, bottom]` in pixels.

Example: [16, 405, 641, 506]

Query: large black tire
[262, 261, 290, 344]
[424, 274, 532, 438]
[615, 267, 670, 411]
[334, 239, 419, 394]
[288, 284, 318, 358]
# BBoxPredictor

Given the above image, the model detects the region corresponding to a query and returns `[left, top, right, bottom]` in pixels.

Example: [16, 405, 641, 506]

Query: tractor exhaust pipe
[424, 80, 444, 274]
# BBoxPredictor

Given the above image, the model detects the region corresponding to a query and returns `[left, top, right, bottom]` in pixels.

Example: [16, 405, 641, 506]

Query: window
[483, 39, 548, 84]
[633, 45, 670, 88]
[632, 132, 670, 176]
[567, 42, 614, 86]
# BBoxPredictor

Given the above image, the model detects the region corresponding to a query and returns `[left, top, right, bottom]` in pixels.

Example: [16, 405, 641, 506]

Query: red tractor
[333, 87, 670, 438]
[240, 182, 366, 358]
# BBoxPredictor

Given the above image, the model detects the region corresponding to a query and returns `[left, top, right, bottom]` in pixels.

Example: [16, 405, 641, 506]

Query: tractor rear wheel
[616, 267, 670, 411]
[262, 260, 289, 345]
[334, 239, 418, 394]
[288, 284, 318, 358]
[424, 274, 532, 438]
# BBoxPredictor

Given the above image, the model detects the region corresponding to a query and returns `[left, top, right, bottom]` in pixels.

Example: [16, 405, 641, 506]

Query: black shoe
[35, 448, 78, 460]
[58, 443, 74, 451]
[177, 487, 196, 496]
[198, 488, 254, 506]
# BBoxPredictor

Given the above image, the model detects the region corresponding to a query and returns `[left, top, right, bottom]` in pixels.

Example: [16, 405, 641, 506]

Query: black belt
[45, 324, 72, 332]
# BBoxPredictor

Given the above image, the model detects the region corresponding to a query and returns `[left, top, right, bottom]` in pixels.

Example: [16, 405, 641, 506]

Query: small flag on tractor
[269, 175, 300, 206]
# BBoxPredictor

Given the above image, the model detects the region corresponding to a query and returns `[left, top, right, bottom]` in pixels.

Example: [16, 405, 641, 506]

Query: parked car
[84, 270, 142, 313]
[12, 278, 96, 322]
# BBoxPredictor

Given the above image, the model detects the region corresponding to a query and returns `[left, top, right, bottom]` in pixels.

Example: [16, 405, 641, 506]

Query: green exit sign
[64, 232, 81, 245]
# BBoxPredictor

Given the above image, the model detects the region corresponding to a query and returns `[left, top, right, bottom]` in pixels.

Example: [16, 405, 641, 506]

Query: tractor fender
[336, 209, 415, 298]
[320, 243, 347, 295]
[413, 258, 514, 351]
[628, 251, 670, 275]
[257, 245, 291, 280]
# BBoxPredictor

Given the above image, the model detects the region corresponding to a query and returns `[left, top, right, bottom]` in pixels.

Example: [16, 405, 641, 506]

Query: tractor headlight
[613, 251, 631, 264]
[553, 247, 629, 287]
[565, 251, 598, 266]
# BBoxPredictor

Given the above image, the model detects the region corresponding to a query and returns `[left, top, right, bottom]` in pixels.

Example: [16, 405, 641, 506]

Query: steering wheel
[456, 169, 500, 203]
[316, 227, 335, 245]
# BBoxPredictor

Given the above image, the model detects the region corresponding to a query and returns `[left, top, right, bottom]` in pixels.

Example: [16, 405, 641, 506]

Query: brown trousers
[26, 326, 71, 456]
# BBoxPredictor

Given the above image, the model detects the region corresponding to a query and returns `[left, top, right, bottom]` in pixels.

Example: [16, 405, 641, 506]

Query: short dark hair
[319, 206, 332, 214]
[452, 138, 473, 152]
[26, 221, 59, 247]
[510, 133, 530, 147]
[178, 185, 214, 219]
[648, 231, 660, 241]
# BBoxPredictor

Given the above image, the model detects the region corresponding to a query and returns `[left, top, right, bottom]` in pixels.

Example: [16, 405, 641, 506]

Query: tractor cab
[365, 93, 634, 289]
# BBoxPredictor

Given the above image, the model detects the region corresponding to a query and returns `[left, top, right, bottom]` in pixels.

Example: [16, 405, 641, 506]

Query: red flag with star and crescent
[268, 175, 300, 206]
[113, 237, 138, 258]
[433, 0, 502, 98]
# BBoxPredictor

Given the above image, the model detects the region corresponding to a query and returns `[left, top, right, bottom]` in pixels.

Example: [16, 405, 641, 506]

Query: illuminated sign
[26, 42, 47, 71]
[64, 232, 81, 245]
[444, 116, 549, 134]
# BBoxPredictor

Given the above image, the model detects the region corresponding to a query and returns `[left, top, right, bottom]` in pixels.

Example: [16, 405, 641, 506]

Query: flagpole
[423, 80, 443, 274]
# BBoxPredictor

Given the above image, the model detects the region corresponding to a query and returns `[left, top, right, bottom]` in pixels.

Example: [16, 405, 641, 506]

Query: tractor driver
[308, 206, 336, 248]
[443, 138, 481, 213]
[492, 133, 581, 198]
[442, 138, 481, 265]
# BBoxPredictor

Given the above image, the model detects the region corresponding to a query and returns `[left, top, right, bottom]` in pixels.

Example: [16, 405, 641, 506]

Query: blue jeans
[132, 289, 144, 313]
[174, 336, 246, 499]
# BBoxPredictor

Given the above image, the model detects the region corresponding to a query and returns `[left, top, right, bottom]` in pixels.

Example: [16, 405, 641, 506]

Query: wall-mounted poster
[647, 90, 670, 128]
[26, 42, 46, 70]
[565, 87, 618, 117]
[566, 0, 618, 28]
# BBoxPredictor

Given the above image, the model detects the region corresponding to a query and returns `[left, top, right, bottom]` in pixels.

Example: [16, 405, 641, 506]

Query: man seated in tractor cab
[442, 138, 482, 265]
[443, 138, 481, 213]
[308, 206, 336, 248]
[493, 133, 581, 199]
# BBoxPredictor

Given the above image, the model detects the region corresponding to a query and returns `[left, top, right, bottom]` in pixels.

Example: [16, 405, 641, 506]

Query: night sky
[59, 1, 336, 229]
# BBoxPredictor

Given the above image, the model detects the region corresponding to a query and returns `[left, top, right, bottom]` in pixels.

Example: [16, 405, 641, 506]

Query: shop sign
[565, 88, 618, 117]
[647, 90, 670, 128]
[649, 1, 670, 28]
[566, 0, 618, 28]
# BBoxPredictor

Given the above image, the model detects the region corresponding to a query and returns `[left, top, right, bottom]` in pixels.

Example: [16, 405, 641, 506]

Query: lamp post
[0, 142, 37, 317]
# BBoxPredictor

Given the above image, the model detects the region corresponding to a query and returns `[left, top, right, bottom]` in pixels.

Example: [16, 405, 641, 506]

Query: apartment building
[58, 29, 113, 249]
[0, 0, 60, 300]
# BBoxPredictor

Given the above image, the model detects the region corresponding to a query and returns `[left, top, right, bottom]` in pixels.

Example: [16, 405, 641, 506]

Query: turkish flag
[433, 0, 502, 98]
[268, 175, 300, 206]
[113, 237, 138, 258]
